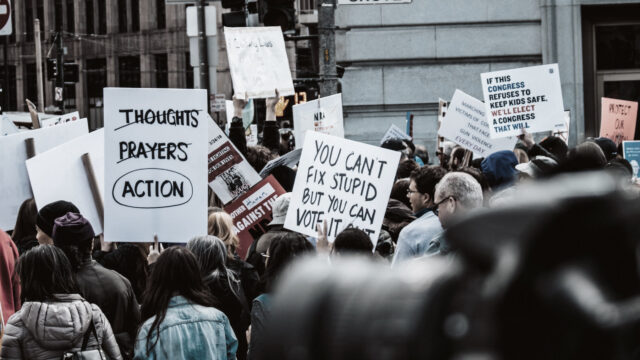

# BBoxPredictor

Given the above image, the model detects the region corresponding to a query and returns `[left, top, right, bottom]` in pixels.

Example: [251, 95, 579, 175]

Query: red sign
[224, 175, 286, 258]
[207, 141, 243, 182]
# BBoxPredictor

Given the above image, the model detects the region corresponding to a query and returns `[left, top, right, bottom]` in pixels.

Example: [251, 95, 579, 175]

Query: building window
[66, 0, 75, 33]
[24, 63, 38, 109]
[98, 1, 107, 34]
[185, 52, 193, 89]
[131, 0, 140, 32]
[119, 56, 141, 88]
[54, 0, 63, 30]
[155, 54, 168, 88]
[64, 84, 76, 110]
[157, 0, 166, 29]
[0, 66, 17, 111]
[85, 0, 95, 34]
[24, 1, 34, 41]
[118, 0, 127, 33]
[86, 58, 107, 129]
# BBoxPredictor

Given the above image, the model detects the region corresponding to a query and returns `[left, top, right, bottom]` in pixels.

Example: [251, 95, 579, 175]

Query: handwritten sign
[285, 132, 400, 245]
[208, 114, 261, 204]
[0, 119, 88, 230]
[39, 111, 81, 127]
[481, 64, 565, 138]
[599, 97, 638, 146]
[438, 90, 517, 157]
[224, 175, 286, 258]
[27, 129, 105, 234]
[224, 26, 295, 100]
[293, 94, 344, 149]
[380, 124, 412, 145]
[104, 88, 208, 243]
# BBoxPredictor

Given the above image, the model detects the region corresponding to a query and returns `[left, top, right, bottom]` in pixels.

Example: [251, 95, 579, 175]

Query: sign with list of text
[285, 132, 400, 245]
[481, 64, 565, 138]
[104, 88, 208, 243]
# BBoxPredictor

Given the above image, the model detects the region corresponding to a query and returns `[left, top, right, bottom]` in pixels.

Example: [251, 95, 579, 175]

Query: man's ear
[423, 193, 431, 206]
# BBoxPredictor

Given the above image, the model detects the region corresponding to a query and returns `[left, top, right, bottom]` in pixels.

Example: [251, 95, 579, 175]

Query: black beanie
[52, 212, 95, 246]
[36, 201, 80, 237]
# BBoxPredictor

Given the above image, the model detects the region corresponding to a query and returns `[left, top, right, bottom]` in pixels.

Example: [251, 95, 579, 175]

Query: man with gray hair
[425, 172, 483, 256]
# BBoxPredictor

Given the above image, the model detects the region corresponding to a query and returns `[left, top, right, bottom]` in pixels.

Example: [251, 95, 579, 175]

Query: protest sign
[338, 0, 411, 3]
[259, 148, 302, 178]
[246, 124, 258, 146]
[27, 129, 105, 234]
[599, 97, 638, 146]
[207, 114, 261, 204]
[1, 115, 19, 136]
[0, 119, 88, 230]
[104, 88, 208, 243]
[293, 94, 344, 149]
[551, 111, 571, 144]
[224, 175, 286, 258]
[380, 124, 412, 145]
[224, 26, 295, 100]
[438, 90, 517, 158]
[481, 64, 565, 138]
[623, 141, 640, 179]
[285, 132, 400, 245]
[437, 98, 448, 152]
[39, 111, 81, 127]
[210, 94, 226, 113]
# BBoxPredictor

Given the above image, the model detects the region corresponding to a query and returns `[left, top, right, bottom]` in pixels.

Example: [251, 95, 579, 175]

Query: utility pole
[55, 21, 65, 113]
[34, 19, 44, 112]
[197, 0, 209, 109]
[318, 0, 338, 97]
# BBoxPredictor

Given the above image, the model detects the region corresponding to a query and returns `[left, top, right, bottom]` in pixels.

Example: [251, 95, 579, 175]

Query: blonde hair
[207, 212, 239, 258]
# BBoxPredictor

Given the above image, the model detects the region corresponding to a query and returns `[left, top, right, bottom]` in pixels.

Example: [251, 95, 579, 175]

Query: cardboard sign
[224, 175, 286, 259]
[380, 124, 412, 145]
[623, 141, 640, 179]
[27, 129, 105, 234]
[104, 88, 208, 243]
[285, 132, 400, 245]
[293, 94, 344, 149]
[210, 94, 226, 113]
[481, 64, 565, 138]
[39, 111, 81, 128]
[1, 115, 19, 136]
[208, 114, 261, 204]
[599, 97, 638, 146]
[224, 26, 294, 100]
[0, 119, 88, 230]
[259, 148, 302, 178]
[551, 110, 571, 144]
[438, 90, 517, 158]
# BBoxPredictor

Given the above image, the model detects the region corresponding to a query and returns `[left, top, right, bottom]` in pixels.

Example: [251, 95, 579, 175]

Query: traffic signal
[47, 58, 58, 79]
[261, 0, 296, 32]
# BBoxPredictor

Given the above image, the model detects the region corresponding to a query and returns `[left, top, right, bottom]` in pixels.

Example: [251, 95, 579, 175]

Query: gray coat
[0, 294, 122, 360]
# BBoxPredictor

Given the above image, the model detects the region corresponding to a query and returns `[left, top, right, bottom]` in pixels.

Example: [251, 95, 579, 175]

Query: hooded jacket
[0, 294, 122, 360]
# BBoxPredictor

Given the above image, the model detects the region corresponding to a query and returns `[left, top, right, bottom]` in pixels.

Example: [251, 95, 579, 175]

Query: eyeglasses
[432, 196, 454, 216]
[407, 188, 421, 195]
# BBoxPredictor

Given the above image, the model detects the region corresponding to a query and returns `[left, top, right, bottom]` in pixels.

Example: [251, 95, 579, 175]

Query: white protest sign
[481, 63, 565, 138]
[224, 26, 295, 100]
[284, 132, 400, 245]
[104, 88, 208, 243]
[439, 90, 517, 158]
[380, 124, 412, 145]
[293, 94, 344, 149]
[27, 129, 105, 234]
[0, 119, 88, 230]
[246, 124, 258, 146]
[338, 0, 411, 3]
[207, 114, 261, 204]
[1, 115, 19, 136]
[39, 111, 81, 128]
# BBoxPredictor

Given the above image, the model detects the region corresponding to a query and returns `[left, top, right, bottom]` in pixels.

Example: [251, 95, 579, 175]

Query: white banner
[0, 119, 88, 230]
[439, 89, 517, 158]
[284, 132, 400, 245]
[104, 88, 208, 243]
[481, 64, 565, 138]
[39, 111, 81, 128]
[338, 0, 411, 4]
[224, 26, 295, 100]
[27, 129, 105, 234]
[207, 114, 261, 204]
[293, 94, 344, 149]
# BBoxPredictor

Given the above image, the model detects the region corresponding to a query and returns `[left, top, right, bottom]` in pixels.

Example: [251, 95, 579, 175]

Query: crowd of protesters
[0, 92, 639, 360]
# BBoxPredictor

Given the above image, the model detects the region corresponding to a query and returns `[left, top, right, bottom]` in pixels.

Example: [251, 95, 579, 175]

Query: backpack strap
[80, 317, 99, 351]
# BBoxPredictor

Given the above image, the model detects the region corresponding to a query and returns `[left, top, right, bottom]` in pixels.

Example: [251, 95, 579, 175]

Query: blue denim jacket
[134, 295, 238, 360]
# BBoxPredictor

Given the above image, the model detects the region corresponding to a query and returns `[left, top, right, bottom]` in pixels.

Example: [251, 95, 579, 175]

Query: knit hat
[481, 150, 518, 190]
[540, 136, 569, 162]
[36, 201, 80, 237]
[52, 212, 95, 246]
[593, 137, 618, 161]
[268, 193, 292, 226]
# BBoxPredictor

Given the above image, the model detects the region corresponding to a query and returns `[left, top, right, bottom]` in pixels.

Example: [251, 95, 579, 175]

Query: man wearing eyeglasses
[391, 166, 447, 266]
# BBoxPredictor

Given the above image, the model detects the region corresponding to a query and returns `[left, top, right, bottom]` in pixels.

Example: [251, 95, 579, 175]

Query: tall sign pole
[197, 0, 210, 111]
[318, 0, 338, 97]
[55, 22, 65, 113]
[0, 0, 13, 114]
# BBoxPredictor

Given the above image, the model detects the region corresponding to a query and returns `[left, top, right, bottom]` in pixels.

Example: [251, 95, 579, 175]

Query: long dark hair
[12, 198, 38, 253]
[262, 232, 315, 293]
[16, 245, 78, 303]
[139, 246, 218, 356]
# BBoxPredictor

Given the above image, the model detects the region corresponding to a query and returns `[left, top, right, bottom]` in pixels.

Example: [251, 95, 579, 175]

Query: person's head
[560, 142, 607, 173]
[481, 150, 518, 190]
[605, 158, 633, 180]
[434, 172, 483, 229]
[515, 156, 558, 179]
[437, 141, 456, 167]
[271, 166, 297, 192]
[12, 198, 38, 245]
[268, 193, 292, 227]
[52, 212, 95, 271]
[187, 235, 230, 279]
[246, 145, 277, 173]
[36, 200, 79, 245]
[140, 246, 217, 355]
[263, 232, 315, 292]
[592, 137, 618, 161]
[407, 166, 447, 213]
[390, 178, 412, 209]
[208, 211, 239, 258]
[539, 136, 569, 162]
[396, 159, 419, 179]
[333, 228, 374, 256]
[16, 245, 78, 303]
[513, 148, 530, 164]
[414, 145, 429, 165]
[448, 146, 469, 171]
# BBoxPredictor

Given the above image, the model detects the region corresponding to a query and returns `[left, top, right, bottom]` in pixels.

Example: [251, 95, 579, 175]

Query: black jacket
[94, 244, 149, 302]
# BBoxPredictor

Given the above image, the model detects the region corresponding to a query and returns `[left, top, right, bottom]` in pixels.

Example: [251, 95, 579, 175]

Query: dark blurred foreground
[258, 172, 640, 360]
